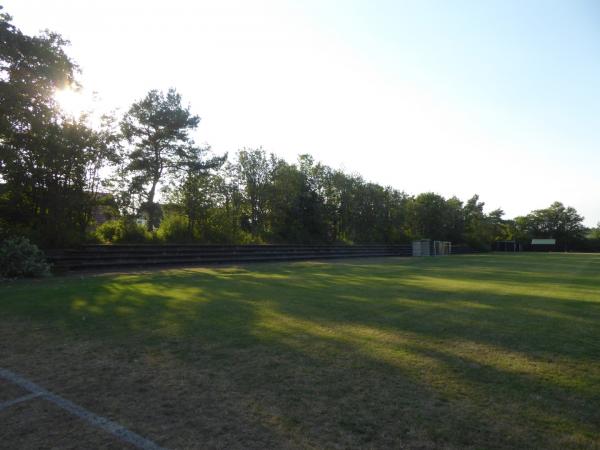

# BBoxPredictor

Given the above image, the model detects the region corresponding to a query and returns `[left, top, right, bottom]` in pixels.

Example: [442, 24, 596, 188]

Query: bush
[119, 221, 154, 243]
[0, 236, 51, 278]
[94, 220, 121, 243]
[156, 214, 191, 242]
[94, 219, 153, 244]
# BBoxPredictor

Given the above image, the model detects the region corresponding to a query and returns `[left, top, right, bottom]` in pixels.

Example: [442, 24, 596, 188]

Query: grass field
[1, 253, 600, 449]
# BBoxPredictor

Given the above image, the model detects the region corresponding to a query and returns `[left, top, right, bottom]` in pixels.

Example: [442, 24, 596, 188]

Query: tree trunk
[146, 179, 158, 232]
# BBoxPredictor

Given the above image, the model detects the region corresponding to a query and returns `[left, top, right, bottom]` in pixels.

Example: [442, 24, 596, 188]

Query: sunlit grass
[1, 253, 599, 448]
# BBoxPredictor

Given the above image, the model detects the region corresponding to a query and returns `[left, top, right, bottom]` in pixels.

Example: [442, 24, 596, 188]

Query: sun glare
[54, 87, 92, 117]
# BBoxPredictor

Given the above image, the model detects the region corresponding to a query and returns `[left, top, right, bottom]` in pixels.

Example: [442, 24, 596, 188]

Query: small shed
[412, 239, 431, 256]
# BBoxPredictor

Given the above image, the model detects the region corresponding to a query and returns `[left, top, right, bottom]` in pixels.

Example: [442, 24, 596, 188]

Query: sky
[4, 0, 600, 225]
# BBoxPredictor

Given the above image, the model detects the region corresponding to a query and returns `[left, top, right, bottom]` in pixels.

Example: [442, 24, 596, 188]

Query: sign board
[531, 239, 556, 245]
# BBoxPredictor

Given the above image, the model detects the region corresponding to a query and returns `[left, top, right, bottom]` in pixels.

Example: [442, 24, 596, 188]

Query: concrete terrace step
[48, 244, 413, 271]
[52, 248, 411, 260]
[50, 250, 410, 263]
[51, 253, 408, 270]
[62, 245, 410, 254]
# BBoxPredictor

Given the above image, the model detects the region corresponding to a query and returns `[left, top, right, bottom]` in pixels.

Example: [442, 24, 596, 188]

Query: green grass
[1, 253, 600, 449]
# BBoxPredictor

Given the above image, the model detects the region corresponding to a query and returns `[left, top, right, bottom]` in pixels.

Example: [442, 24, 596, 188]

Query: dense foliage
[0, 236, 51, 277]
[509, 202, 587, 251]
[0, 8, 594, 250]
[0, 8, 117, 247]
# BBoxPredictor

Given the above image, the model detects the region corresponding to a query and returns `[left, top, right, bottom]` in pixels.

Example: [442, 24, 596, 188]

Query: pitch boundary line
[0, 367, 165, 450]
[0, 392, 42, 412]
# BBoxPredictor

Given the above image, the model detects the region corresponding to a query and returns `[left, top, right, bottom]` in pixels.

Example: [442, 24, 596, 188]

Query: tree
[487, 208, 509, 240]
[215, 161, 247, 242]
[0, 8, 116, 246]
[167, 146, 226, 239]
[236, 148, 274, 239]
[351, 181, 389, 242]
[119, 88, 208, 230]
[525, 202, 585, 251]
[590, 223, 600, 240]
[407, 192, 450, 240]
[463, 195, 491, 249]
[508, 216, 533, 243]
[331, 171, 359, 242]
[445, 196, 465, 243]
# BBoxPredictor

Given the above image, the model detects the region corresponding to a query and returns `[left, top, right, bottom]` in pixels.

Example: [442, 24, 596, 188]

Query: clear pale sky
[5, 0, 600, 225]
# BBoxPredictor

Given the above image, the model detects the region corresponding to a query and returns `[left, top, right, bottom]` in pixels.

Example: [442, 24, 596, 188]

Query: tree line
[1, 8, 597, 250]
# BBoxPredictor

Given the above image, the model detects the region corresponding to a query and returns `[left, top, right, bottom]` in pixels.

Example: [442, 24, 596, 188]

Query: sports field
[1, 253, 599, 449]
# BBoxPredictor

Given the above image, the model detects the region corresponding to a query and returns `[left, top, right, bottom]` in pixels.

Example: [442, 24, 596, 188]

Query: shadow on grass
[1, 254, 600, 448]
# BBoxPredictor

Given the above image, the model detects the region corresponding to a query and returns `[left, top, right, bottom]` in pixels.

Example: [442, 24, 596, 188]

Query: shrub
[119, 220, 153, 243]
[94, 220, 121, 243]
[94, 219, 153, 244]
[156, 214, 191, 242]
[0, 236, 51, 278]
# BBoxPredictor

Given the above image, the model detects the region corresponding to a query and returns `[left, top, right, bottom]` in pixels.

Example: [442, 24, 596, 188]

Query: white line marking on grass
[0, 392, 42, 411]
[0, 367, 166, 450]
